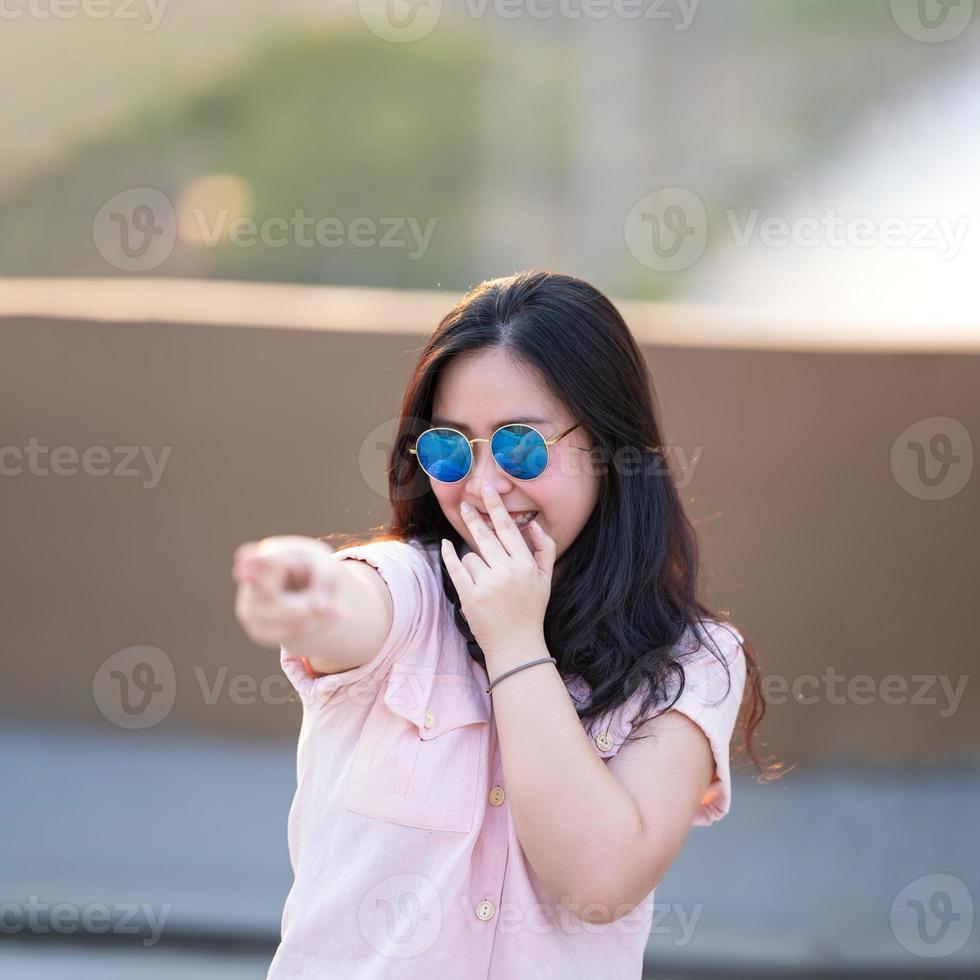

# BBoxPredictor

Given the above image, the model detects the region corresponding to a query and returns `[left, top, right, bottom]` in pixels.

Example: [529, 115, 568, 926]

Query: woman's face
[428, 348, 599, 560]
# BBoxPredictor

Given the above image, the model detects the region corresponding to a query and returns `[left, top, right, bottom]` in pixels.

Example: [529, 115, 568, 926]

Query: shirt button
[488, 786, 505, 806]
[475, 900, 495, 921]
[595, 731, 613, 751]
[423, 709, 434, 729]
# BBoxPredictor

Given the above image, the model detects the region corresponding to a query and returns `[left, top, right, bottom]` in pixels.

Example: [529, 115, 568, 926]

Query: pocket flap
[383, 666, 490, 738]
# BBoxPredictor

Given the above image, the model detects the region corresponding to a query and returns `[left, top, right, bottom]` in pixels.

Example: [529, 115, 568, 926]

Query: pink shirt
[269, 537, 746, 979]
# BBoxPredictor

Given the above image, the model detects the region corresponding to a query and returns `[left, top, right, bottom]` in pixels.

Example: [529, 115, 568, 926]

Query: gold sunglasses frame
[409, 422, 582, 484]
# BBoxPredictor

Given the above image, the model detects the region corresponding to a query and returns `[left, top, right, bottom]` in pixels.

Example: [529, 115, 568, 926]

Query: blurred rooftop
[1, 277, 977, 352]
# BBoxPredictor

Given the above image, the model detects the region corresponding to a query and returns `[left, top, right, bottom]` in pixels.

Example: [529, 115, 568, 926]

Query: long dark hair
[325, 270, 783, 781]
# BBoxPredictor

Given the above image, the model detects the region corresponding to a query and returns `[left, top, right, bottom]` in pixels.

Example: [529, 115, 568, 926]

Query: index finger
[480, 484, 529, 559]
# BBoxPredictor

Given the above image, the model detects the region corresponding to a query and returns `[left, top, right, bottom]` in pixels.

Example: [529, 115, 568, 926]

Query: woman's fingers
[458, 502, 506, 569]
[241, 555, 290, 598]
[478, 485, 529, 560]
[232, 543, 257, 581]
[441, 537, 474, 595]
[232, 535, 348, 647]
[237, 587, 343, 647]
[234, 539, 317, 593]
[243, 589, 341, 634]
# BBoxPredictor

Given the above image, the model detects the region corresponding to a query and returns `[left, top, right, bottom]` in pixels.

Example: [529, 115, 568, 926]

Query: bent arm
[489, 637, 712, 922]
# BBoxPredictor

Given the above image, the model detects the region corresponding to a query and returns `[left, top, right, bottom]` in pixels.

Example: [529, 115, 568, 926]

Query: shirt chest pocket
[344, 665, 491, 834]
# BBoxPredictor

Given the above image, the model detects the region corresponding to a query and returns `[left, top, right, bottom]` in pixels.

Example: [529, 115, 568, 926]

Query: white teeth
[480, 511, 538, 528]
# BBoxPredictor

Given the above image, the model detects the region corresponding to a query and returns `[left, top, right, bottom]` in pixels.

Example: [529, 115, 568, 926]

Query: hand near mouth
[441, 483, 555, 663]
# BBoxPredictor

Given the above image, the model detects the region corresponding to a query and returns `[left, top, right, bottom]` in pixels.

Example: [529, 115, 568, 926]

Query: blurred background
[1, 0, 977, 977]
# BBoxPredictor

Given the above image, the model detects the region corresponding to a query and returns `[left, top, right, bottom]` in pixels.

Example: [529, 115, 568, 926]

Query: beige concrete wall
[2, 280, 976, 767]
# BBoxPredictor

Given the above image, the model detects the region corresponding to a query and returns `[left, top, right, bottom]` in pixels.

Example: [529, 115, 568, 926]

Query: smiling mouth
[475, 510, 539, 529]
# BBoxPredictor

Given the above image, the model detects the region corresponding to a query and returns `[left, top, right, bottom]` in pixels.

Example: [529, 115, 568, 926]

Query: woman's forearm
[486, 635, 646, 922]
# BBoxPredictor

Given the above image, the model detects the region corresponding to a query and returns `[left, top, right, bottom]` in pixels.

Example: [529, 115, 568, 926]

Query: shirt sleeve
[279, 538, 436, 711]
[668, 621, 748, 826]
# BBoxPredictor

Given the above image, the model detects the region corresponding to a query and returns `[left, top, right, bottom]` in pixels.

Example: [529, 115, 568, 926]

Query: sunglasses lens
[491, 424, 548, 480]
[416, 429, 471, 483]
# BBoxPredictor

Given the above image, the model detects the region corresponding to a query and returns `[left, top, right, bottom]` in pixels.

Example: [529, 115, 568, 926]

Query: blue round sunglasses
[409, 421, 582, 484]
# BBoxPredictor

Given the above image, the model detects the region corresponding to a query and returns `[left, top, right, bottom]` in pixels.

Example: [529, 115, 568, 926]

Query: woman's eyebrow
[430, 415, 553, 432]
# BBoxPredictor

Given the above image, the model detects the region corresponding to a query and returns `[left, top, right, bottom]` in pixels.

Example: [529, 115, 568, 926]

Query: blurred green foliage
[0, 27, 565, 291]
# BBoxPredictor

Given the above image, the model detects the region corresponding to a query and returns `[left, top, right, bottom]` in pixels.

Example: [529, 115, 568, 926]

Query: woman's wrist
[487, 656, 556, 693]
[483, 633, 550, 678]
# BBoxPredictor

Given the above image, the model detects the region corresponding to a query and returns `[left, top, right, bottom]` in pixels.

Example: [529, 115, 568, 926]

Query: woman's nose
[464, 442, 511, 498]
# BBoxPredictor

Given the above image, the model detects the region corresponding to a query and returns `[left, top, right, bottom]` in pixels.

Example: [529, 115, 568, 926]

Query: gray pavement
[2, 718, 977, 976]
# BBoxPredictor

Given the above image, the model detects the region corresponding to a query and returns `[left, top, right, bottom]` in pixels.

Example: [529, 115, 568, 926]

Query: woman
[233, 270, 778, 978]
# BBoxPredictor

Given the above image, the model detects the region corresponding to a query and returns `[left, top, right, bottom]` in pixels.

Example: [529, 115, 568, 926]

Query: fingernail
[460, 501, 473, 514]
